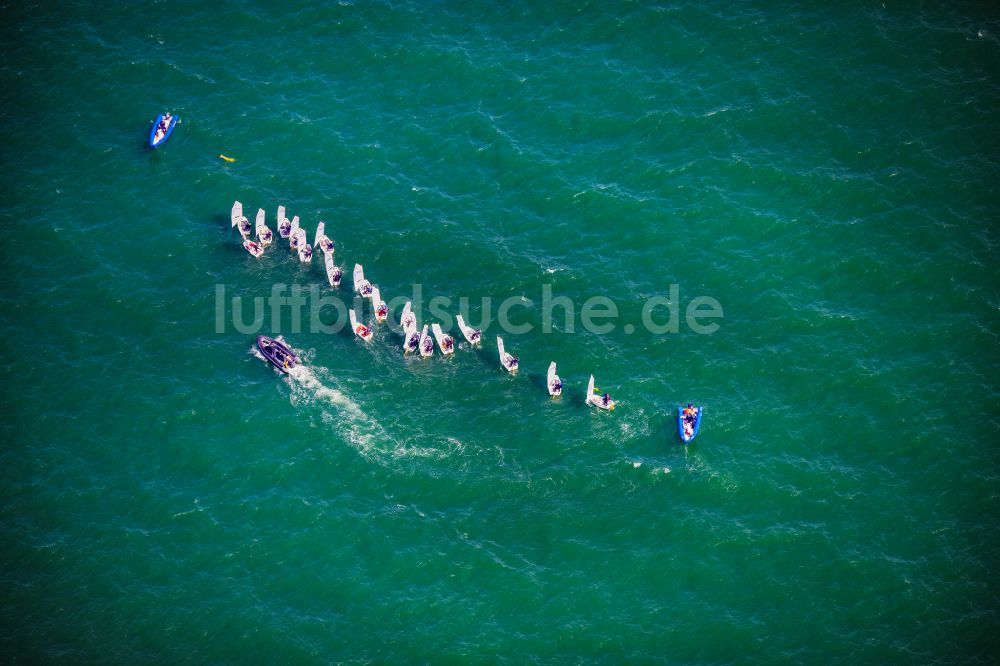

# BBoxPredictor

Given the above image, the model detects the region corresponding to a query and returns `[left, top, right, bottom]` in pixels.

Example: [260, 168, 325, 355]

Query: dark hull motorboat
[257, 336, 299, 374]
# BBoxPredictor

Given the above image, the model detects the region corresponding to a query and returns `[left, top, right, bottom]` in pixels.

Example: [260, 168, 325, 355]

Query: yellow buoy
[219, 154, 235, 163]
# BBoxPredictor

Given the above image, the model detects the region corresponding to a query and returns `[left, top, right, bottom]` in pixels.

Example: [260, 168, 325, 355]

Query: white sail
[231, 201, 242, 227]
[456, 314, 481, 345]
[547, 361, 562, 396]
[314, 221, 325, 249]
[277, 206, 291, 238]
[353, 263, 373, 297]
[255, 209, 272, 247]
[586, 374, 615, 410]
[403, 326, 420, 353]
[497, 336, 517, 372]
[400, 301, 416, 334]
[290, 215, 300, 243]
[418, 324, 433, 357]
[432, 323, 455, 355]
[324, 252, 341, 287]
[372, 287, 387, 322]
[350, 308, 372, 341]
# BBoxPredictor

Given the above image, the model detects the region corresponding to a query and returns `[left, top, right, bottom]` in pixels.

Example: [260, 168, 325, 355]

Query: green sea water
[3, 1, 999, 662]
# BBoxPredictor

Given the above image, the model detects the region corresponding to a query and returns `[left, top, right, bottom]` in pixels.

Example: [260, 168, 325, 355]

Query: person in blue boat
[153, 112, 172, 143]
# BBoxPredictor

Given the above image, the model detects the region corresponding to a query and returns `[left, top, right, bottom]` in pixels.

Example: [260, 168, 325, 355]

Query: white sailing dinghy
[350, 308, 372, 342]
[353, 264, 374, 298]
[497, 336, 518, 373]
[455, 314, 482, 346]
[547, 361, 563, 396]
[586, 374, 615, 410]
[315, 221, 335, 254]
[432, 323, 455, 355]
[231, 201, 243, 228]
[277, 205, 291, 239]
[255, 208, 272, 247]
[288, 215, 300, 247]
[400, 301, 417, 334]
[418, 324, 434, 357]
[231, 201, 251, 240]
[324, 252, 342, 287]
[403, 324, 420, 354]
[372, 287, 388, 323]
[296, 229, 312, 262]
[401, 302, 420, 353]
[243, 239, 264, 258]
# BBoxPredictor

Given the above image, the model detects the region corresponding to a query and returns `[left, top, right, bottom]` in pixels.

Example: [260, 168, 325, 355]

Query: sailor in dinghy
[243, 239, 264, 258]
[315, 221, 335, 254]
[400, 302, 420, 353]
[547, 362, 563, 396]
[585, 374, 615, 410]
[400, 302, 417, 333]
[432, 323, 455, 355]
[497, 336, 518, 373]
[277, 205, 291, 239]
[371, 287, 388, 323]
[233, 211, 252, 240]
[350, 308, 373, 342]
[418, 325, 434, 357]
[456, 314, 482, 346]
[255, 209, 272, 247]
[353, 264, 374, 298]
[324, 252, 342, 287]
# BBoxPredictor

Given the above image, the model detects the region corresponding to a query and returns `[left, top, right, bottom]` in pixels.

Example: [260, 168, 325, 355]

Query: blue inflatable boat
[678, 405, 702, 444]
[149, 113, 176, 148]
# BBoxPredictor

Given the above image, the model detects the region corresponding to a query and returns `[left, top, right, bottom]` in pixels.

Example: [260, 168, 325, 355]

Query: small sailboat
[324, 252, 342, 287]
[372, 287, 388, 323]
[255, 208, 272, 247]
[547, 362, 562, 396]
[585, 374, 615, 410]
[432, 323, 455, 355]
[418, 324, 434, 357]
[232, 202, 251, 240]
[400, 301, 417, 334]
[231, 201, 243, 228]
[243, 239, 264, 258]
[350, 308, 372, 342]
[497, 336, 518, 373]
[456, 314, 481, 346]
[277, 205, 291, 239]
[353, 264, 373, 298]
[315, 221, 335, 254]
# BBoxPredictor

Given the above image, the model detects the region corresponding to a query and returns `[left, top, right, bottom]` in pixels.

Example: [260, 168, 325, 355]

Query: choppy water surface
[2, 1, 999, 662]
